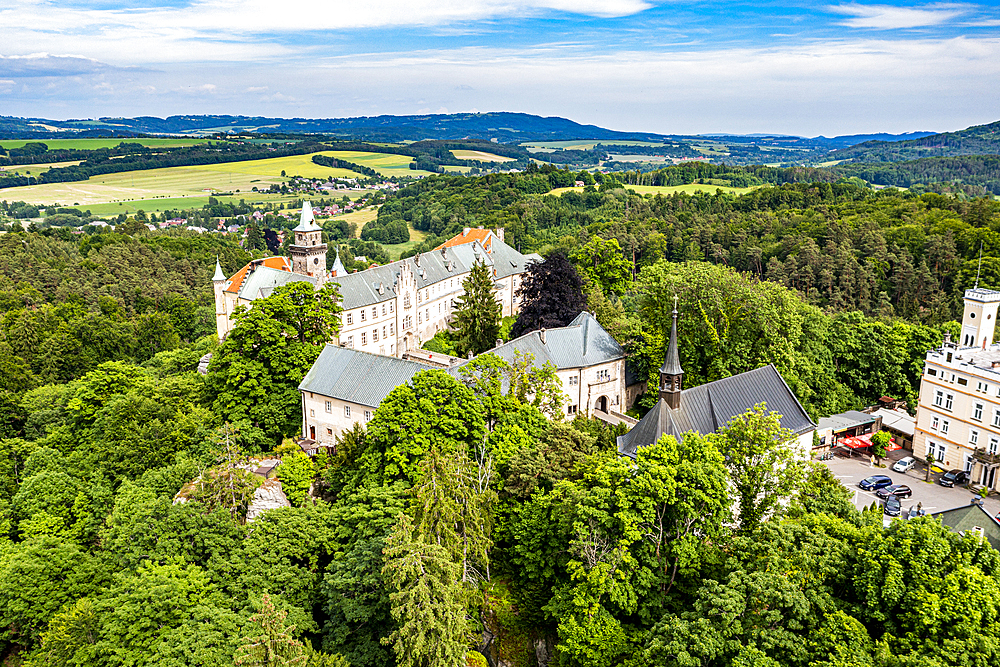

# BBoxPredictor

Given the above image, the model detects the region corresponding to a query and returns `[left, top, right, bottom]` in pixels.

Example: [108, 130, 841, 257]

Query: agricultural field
[450, 149, 515, 162]
[1, 160, 82, 173]
[522, 140, 667, 151]
[548, 183, 759, 197]
[0, 138, 213, 150]
[320, 150, 436, 177]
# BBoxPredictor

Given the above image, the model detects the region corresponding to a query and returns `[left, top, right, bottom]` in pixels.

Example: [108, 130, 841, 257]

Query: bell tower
[659, 297, 684, 410]
[288, 201, 327, 282]
[961, 287, 1000, 348]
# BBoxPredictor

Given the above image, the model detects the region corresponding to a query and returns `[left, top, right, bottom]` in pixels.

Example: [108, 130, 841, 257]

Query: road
[820, 453, 1000, 526]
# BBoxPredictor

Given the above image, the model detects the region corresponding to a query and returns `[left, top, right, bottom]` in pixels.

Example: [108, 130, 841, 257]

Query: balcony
[972, 447, 1000, 466]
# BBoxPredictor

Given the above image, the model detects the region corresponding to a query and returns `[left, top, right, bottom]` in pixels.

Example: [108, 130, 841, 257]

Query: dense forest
[2, 170, 1000, 666]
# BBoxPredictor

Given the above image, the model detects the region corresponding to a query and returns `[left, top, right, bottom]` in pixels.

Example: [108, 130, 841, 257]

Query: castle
[213, 202, 541, 357]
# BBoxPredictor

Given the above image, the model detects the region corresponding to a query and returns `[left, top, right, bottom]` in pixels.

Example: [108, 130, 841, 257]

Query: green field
[384, 220, 430, 260]
[450, 149, 515, 162]
[548, 183, 759, 197]
[0, 138, 214, 150]
[1, 160, 82, 173]
[320, 150, 436, 177]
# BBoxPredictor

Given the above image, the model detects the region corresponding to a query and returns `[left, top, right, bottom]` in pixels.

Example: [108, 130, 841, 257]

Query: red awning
[839, 436, 868, 449]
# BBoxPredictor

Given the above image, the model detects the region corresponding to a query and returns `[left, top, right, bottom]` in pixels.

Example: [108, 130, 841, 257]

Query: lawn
[547, 183, 759, 197]
[0, 138, 214, 150]
[383, 220, 430, 260]
[450, 150, 515, 162]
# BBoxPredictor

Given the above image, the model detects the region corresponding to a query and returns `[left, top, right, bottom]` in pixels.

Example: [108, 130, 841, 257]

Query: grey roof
[617, 364, 816, 458]
[331, 236, 537, 310]
[299, 345, 434, 407]
[292, 201, 322, 232]
[817, 410, 877, 434]
[238, 266, 316, 300]
[932, 503, 1000, 550]
[661, 309, 683, 376]
[456, 311, 623, 371]
[873, 408, 915, 437]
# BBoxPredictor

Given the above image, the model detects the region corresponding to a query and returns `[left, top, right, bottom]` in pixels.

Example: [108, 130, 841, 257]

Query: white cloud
[826, 3, 972, 29]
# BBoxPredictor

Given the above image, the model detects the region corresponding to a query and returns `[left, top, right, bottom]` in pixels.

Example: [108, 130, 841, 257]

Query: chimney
[540, 328, 546, 344]
[495, 338, 502, 348]
[496, 227, 505, 243]
[463, 227, 470, 236]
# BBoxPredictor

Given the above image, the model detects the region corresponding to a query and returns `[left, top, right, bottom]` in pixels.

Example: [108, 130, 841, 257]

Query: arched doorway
[595, 396, 608, 413]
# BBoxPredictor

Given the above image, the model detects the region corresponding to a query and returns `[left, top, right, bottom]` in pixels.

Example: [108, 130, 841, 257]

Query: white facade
[914, 288, 1000, 490]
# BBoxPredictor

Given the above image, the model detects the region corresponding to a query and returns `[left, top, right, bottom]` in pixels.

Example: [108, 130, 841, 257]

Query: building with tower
[288, 202, 328, 281]
[913, 287, 1000, 492]
[616, 303, 816, 459]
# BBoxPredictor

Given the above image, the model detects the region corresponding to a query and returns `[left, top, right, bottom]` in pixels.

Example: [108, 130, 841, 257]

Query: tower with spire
[212, 257, 229, 341]
[330, 245, 347, 278]
[288, 201, 327, 282]
[659, 297, 684, 409]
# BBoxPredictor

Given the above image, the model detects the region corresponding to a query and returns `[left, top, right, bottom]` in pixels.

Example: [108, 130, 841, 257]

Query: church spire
[659, 297, 684, 409]
[212, 256, 225, 282]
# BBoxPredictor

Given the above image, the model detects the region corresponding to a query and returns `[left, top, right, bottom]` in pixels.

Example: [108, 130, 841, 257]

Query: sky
[1, 0, 999, 136]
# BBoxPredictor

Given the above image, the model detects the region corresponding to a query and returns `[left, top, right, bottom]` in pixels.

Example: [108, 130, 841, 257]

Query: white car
[892, 456, 916, 473]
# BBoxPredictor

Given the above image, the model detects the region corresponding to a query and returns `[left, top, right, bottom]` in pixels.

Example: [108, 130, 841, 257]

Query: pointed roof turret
[661, 297, 683, 377]
[292, 201, 321, 232]
[212, 256, 226, 282]
[331, 246, 346, 277]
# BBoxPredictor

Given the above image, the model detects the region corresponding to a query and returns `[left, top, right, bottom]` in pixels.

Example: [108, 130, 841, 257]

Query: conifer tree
[234, 593, 306, 667]
[452, 260, 501, 357]
[382, 514, 467, 667]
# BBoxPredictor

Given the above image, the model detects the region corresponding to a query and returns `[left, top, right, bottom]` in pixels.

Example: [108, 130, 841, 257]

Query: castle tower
[212, 257, 229, 341]
[659, 298, 684, 410]
[288, 201, 327, 282]
[331, 246, 346, 278]
[961, 287, 1000, 348]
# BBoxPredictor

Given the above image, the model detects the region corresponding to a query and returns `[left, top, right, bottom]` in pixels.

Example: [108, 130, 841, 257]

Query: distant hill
[0, 112, 669, 144]
[822, 120, 1000, 163]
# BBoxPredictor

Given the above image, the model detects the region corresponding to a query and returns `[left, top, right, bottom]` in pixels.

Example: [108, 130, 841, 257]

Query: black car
[884, 496, 902, 517]
[859, 475, 893, 491]
[938, 470, 970, 488]
[876, 484, 913, 499]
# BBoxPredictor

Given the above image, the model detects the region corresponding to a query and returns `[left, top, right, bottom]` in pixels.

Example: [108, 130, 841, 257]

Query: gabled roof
[436, 228, 496, 252]
[454, 311, 623, 372]
[617, 364, 816, 458]
[299, 345, 434, 408]
[224, 256, 294, 294]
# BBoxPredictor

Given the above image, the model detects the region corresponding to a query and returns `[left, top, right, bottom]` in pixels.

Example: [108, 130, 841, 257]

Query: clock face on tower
[314, 257, 320, 265]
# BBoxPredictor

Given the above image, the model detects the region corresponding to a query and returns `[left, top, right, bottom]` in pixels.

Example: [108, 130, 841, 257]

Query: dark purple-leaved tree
[510, 252, 587, 339]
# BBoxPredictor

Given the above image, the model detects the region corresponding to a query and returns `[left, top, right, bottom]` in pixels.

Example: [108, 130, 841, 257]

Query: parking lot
[820, 451, 1000, 525]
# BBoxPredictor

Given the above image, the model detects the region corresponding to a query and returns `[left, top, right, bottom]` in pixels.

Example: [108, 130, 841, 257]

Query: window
[382, 304, 386, 316]
[993, 408, 1000, 428]
[361, 332, 367, 346]
[958, 377, 968, 386]
[992, 438, 999, 455]
[974, 403, 983, 420]
[569, 376, 579, 386]
[597, 369, 610, 382]
[325, 401, 332, 413]
[327, 428, 333, 435]
[945, 393, 954, 410]
[372, 307, 377, 320]
[941, 419, 950, 435]
[403, 295, 411, 309]
[361, 309, 366, 322]
[932, 416, 940, 430]
[971, 428, 980, 446]
[344, 405, 351, 418]
[390, 302, 394, 313]
[390, 323, 394, 335]
[978, 381, 987, 393]
[346, 312, 353, 325]
[929, 441, 946, 462]
[425, 308, 429, 320]
[365, 410, 372, 422]
[373, 328, 378, 342]
[310, 409, 315, 417]
[928, 368, 937, 376]
[935, 390, 944, 406]
[418, 312, 422, 324]
[567, 405, 578, 414]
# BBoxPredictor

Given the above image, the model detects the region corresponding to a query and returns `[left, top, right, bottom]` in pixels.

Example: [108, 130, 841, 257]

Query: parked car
[859, 475, 893, 491]
[908, 505, 927, 520]
[876, 484, 913, 499]
[892, 456, 917, 473]
[938, 469, 970, 487]
[884, 496, 902, 517]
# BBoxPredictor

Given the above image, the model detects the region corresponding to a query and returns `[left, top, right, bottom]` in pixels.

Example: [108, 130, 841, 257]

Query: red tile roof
[435, 228, 494, 252]
[224, 256, 293, 294]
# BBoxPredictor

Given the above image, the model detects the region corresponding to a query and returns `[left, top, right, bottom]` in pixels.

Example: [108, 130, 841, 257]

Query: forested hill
[824, 119, 1000, 163]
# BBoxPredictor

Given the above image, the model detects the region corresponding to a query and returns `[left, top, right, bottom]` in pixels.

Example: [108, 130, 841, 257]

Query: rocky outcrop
[245, 478, 290, 522]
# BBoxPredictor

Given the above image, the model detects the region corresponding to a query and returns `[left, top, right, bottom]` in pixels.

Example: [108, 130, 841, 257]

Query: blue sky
[1, 1, 998, 136]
